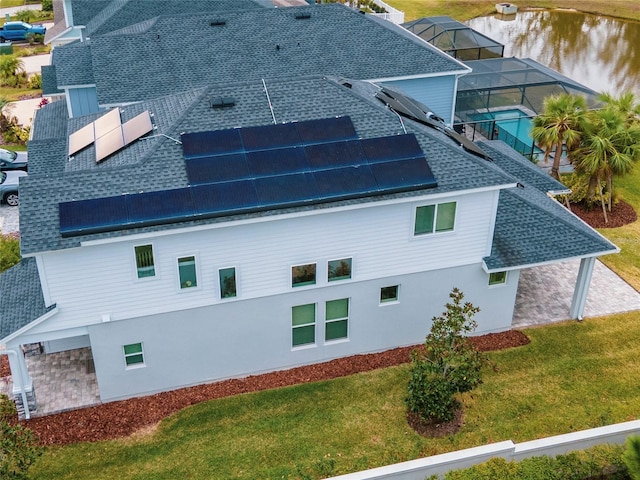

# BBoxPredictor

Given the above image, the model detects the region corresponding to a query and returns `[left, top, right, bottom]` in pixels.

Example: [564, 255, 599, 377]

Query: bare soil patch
[569, 200, 637, 229]
[2, 330, 529, 446]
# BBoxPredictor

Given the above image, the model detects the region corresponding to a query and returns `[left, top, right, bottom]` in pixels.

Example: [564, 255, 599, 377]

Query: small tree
[0, 234, 21, 272]
[406, 288, 487, 423]
[0, 394, 43, 480]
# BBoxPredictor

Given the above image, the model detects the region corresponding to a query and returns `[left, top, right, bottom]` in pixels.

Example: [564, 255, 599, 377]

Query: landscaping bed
[8, 330, 529, 446]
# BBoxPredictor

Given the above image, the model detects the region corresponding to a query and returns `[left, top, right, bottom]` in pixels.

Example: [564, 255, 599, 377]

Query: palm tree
[0, 55, 25, 86]
[573, 93, 640, 222]
[532, 93, 587, 180]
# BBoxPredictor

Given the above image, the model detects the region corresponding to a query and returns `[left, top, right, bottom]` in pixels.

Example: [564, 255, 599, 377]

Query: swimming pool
[468, 109, 542, 160]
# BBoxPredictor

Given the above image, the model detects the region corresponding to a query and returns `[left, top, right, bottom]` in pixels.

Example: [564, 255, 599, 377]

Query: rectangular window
[414, 202, 456, 235]
[292, 263, 316, 287]
[328, 258, 352, 282]
[135, 244, 155, 278]
[219, 267, 237, 298]
[489, 271, 508, 285]
[380, 285, 399, 303]
[292, 303, 315, 347]
[325, 298, 349, 341]
[178, 256, 197, 289]
[123, 342, 144, 367]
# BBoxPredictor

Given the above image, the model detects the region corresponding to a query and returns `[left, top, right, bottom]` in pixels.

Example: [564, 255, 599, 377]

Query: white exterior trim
[482, 250, 619, 274]
[367, 69, 470, 83]
[0, 306, 60, 345]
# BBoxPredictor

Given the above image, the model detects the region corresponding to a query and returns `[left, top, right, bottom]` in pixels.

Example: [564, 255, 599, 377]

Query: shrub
[28, 73, 41, 89]
[624, 435, 640, 480]
[406, 288, 487, 423]
[15, 10, 33, 23]
[0, 235, 20, 272]
[42, 0, 53, 12]
[0, 394, 43, 480]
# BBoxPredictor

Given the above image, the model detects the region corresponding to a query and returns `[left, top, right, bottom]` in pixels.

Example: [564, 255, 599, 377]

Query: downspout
[0, 349, 31, 420]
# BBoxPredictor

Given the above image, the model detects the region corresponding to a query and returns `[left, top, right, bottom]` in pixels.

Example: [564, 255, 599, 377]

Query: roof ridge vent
[294, 12, 311, 19]
[210, 19, 226, 26]
[210, 97, 235, 109]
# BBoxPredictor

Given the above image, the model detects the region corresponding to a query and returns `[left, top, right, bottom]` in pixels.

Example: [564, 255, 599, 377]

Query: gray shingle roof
[21, 76, 514, 256]
[0, 258, 51, 342]
[484, 186, 617, 270]
[53, 4, 465, 105]
[41, 65, 64, 96]
[54, 43, 95, 86]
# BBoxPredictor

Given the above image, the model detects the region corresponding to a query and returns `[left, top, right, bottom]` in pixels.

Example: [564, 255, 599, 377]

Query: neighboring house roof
[0, 258, 50, 342]
[20, 76, 515, 256]
[50, 4, 467, 105]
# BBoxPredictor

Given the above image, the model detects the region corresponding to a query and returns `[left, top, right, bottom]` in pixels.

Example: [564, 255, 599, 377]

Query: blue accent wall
[381, 76, 457, 124]
[69, 86, 100, 117]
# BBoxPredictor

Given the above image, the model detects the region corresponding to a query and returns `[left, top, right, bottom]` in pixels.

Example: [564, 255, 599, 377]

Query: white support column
[3, 347, 34, 419]
[570, 257, 596, 320]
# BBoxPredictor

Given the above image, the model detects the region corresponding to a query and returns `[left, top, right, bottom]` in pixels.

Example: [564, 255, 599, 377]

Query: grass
[29, 312, 640, 480]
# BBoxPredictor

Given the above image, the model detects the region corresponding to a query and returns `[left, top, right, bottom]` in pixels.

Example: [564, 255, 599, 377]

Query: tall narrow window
[292, 263, 316, 287]
[178, 256, 197, 289]
[135, 244, 155, 278]
[219, 267, 237, 298]
[292, 303, 316, 347]
[123, 342, 144, 367]
[328, 258, 352, 282]
[325, 298, 349, 341]
[414, 202, 457, 235]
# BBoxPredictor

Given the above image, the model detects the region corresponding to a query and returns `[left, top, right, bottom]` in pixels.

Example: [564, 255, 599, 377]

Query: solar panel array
[59, 116, 438, 237]
[67, 109, 153, 162]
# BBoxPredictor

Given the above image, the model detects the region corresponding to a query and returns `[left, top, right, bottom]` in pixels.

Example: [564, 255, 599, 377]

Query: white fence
[369, 0, 404, 24]
[326, 420, 640, 480]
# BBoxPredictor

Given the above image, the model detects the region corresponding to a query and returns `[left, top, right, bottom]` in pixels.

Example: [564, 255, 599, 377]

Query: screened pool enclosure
[402, 16, 504, 61]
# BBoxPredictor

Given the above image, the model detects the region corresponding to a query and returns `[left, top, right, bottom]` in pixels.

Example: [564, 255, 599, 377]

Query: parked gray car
[0, 170, 27, 206]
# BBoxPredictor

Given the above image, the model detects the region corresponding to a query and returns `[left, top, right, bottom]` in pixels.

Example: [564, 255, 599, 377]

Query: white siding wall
[380, 76, 457, 124]
[31, 190, 498, 335]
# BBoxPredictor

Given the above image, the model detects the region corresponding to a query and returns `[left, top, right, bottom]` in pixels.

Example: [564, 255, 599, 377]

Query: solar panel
[369, 158, 437, 191]
[361, 134, 424, 163]
[246, 147, 308, 177]
[59, 196, 128, 236]
[95, 126, 125, 163]
[181, 129, 243, 159]
[186, 153, 250, 185]
[305, 140, 366, 170]
[68, 122, 95, 156]
[123, 111, 153, 145]
[295, 116, 357, 144]
[94, 108, 122, 138]
[241, 122, 300, 151]
[191, 181, 259, 216]
[314, 165, 378, 199]
[126, 188, 196, 225]
[254, 173, 318, 207]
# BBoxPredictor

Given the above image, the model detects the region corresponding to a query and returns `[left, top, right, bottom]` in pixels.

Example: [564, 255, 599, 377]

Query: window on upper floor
[123, 342, 144, 368]
[325, 298, 349, 342]
[178, 255, 197, 289]
[489, 271, 508, 286]
[134, 244, 155, 278]
[380, 285, 399, 304]
[292, 263, 316, 288]
[328, 258, 352, 282]
[414, 201, 457, 235]
[219, 267, 237, 299]
[292, 303, 316, 347]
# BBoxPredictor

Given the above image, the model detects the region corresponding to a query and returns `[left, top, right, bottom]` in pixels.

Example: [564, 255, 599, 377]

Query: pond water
[466, 9, 640, 98]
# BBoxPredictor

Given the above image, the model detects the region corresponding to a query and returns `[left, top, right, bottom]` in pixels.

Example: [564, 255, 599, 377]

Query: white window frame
[489, 271, 508, 287]
[379, 285, 400, 305]
[218, 265, 238, 300]
[292, 303, 317, 349]
[123, 342, 145, 369]
[291, 262, 317, 289]
[133, 243, 157, 281]
[176, 254, 200, 291]
[327, 257, 353, 282]
[413, 201, 457, 236]
[325, 298, 349, 344]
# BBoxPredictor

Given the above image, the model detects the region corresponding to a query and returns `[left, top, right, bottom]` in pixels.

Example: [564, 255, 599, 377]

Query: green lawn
[30, 312, 640, 480]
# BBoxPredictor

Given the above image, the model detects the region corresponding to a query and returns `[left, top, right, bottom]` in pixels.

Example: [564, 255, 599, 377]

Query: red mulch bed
[2, 330, 529, 446]
[569, 199, 637, 228]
